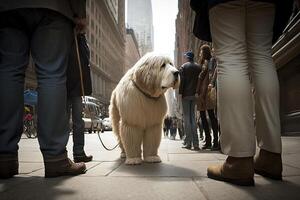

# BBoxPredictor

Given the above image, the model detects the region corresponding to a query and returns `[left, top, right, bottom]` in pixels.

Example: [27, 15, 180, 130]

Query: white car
[102, 117, 112, 131]
[82, 102, 103, 133]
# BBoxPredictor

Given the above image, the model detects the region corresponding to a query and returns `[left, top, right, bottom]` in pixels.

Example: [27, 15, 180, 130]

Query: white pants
[209, 0, 282, 157]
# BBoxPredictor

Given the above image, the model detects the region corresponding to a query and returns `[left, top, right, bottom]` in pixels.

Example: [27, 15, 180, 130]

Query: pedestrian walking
[191, 0, 293, 186]
[0, 0, 87, 179]
[179, 51, 201, 151]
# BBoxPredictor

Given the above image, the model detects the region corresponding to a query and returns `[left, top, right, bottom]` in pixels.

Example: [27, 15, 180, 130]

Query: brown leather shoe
[254, 149, 282, 180]
[74, 153, 93, 163]
[0, 154, 18, 179]
[207, 156, 255, 186]
[44, 153, 86, 178]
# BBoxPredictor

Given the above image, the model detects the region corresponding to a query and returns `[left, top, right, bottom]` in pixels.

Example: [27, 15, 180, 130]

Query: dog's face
[133, 53, 180, 98]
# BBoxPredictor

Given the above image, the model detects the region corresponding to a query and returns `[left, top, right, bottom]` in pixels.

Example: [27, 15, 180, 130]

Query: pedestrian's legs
[198, 119, 204, 140]
[209, 2, 256, 157]
[71, 97, 85, 155]
[31, 11, 73, 157]
[0, 24, 29, 155]
[207, 1, 255, 186]
[182, 99, 192, 147]
[246, 2, 281, 154]
[247, 2, 282, 180]
[190, 100, 199, 148]
[200, 111, 211, 145]
[207, 109, 219, 145]
[0, 14, 30, 178]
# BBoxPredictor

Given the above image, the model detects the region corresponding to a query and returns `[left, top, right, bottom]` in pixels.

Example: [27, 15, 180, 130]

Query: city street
[0, 132, 300, 200]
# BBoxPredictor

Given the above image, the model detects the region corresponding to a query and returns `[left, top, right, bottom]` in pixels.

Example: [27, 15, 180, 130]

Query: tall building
[174, 0, 207, 68]
[127, 0, 154, 56]
[125, 28, 141, 72]
[86, 0, 125, 114]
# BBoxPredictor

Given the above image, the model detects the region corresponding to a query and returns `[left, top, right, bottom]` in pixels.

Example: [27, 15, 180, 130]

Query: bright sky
[151, 0, 178, 60]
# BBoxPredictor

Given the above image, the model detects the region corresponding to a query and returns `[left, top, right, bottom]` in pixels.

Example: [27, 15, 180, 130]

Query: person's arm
[178, 65, 184, 95]
[209, 68, 217, 88]
[69, 0, 87, 33]
[196, 61, 208, 95]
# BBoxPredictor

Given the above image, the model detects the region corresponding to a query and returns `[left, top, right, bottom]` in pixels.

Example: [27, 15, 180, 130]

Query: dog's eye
[161, 63, 166, 69]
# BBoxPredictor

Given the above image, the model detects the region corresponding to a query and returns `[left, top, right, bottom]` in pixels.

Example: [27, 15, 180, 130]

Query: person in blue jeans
[0, 0, 87, 179]
[179, 51, 201, 150]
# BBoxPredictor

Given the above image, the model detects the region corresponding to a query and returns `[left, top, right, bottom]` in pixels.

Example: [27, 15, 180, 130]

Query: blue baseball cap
[184, 51, 194, 59]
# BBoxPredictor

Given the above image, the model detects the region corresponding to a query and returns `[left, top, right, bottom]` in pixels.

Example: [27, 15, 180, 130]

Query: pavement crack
[192, 177, 211, 200]
[105, 161, 123, 176]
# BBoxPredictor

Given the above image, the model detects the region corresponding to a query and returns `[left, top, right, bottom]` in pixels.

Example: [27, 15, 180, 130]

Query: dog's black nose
[173, 71, 179, 77]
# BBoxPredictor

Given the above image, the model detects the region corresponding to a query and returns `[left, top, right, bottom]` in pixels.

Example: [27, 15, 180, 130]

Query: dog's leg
[143, 124, 162, 163]
[109, 91, 126, 158]
[120, 122, 143, 165]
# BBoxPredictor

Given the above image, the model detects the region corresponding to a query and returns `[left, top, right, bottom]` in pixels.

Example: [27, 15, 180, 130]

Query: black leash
[97, 131, 119, 151]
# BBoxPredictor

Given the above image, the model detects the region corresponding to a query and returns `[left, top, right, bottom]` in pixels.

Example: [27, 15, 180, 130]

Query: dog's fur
[109, 53, 179, 165]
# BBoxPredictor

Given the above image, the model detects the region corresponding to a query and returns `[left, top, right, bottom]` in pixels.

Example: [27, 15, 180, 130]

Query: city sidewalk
[1, 132, 300, 200]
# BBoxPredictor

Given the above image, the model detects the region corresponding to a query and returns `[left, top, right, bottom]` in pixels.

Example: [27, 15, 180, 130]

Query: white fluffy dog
[109, 53, 180, 165]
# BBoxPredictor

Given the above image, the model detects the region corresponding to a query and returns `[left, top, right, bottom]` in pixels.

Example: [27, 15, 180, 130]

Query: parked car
[102, 117, 112, 131]
[82, 101, 104, 133]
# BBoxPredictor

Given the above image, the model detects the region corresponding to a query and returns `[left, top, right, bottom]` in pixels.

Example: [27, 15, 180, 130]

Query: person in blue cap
[179, 51, 201, 150]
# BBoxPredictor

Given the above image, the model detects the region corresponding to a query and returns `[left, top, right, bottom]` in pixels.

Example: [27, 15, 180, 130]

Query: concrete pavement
[1, 132, 300, 200]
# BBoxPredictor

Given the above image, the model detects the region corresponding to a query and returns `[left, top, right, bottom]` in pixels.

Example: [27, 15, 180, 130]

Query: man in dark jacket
[179, 51, 201, 150]
[0, 0, 87, 179]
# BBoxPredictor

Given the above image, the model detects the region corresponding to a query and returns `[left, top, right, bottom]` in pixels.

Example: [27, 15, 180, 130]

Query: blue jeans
[0, 9, 73, 157]
[67, 97, 85, 155]
[182, 98, 199, 147]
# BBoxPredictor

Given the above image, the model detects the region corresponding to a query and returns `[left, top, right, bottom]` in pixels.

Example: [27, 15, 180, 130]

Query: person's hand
[75, 18, 87, 33]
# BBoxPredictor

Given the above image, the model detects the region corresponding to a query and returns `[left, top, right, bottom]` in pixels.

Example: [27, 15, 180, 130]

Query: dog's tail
[109, 90, 121, 139]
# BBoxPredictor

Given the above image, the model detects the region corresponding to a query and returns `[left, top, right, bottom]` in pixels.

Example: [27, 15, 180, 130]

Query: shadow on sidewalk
[240, 178, 300, 199]
[0, 176, 76, 200]
[113, 161, 210, 179]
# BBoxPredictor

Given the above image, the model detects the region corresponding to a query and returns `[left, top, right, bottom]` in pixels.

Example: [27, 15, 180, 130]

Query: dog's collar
[131, 79, 161, 100]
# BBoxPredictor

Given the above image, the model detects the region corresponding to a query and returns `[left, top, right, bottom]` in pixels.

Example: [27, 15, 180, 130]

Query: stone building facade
[125, 28, 141, 73]
[174, 0, 208, 68]
[86, 0, 125, 113]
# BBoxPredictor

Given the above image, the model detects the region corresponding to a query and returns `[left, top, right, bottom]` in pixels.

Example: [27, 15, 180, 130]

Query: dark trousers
[200, 109, 219, 145]
[67, 97, 85, 155]
[0, 9, 73, 157]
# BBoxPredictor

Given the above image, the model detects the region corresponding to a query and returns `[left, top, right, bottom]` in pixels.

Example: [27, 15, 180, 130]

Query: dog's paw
[120, 152, 126, 159]
[125, 157, 142, 165]
[144, 156, 162, 163]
